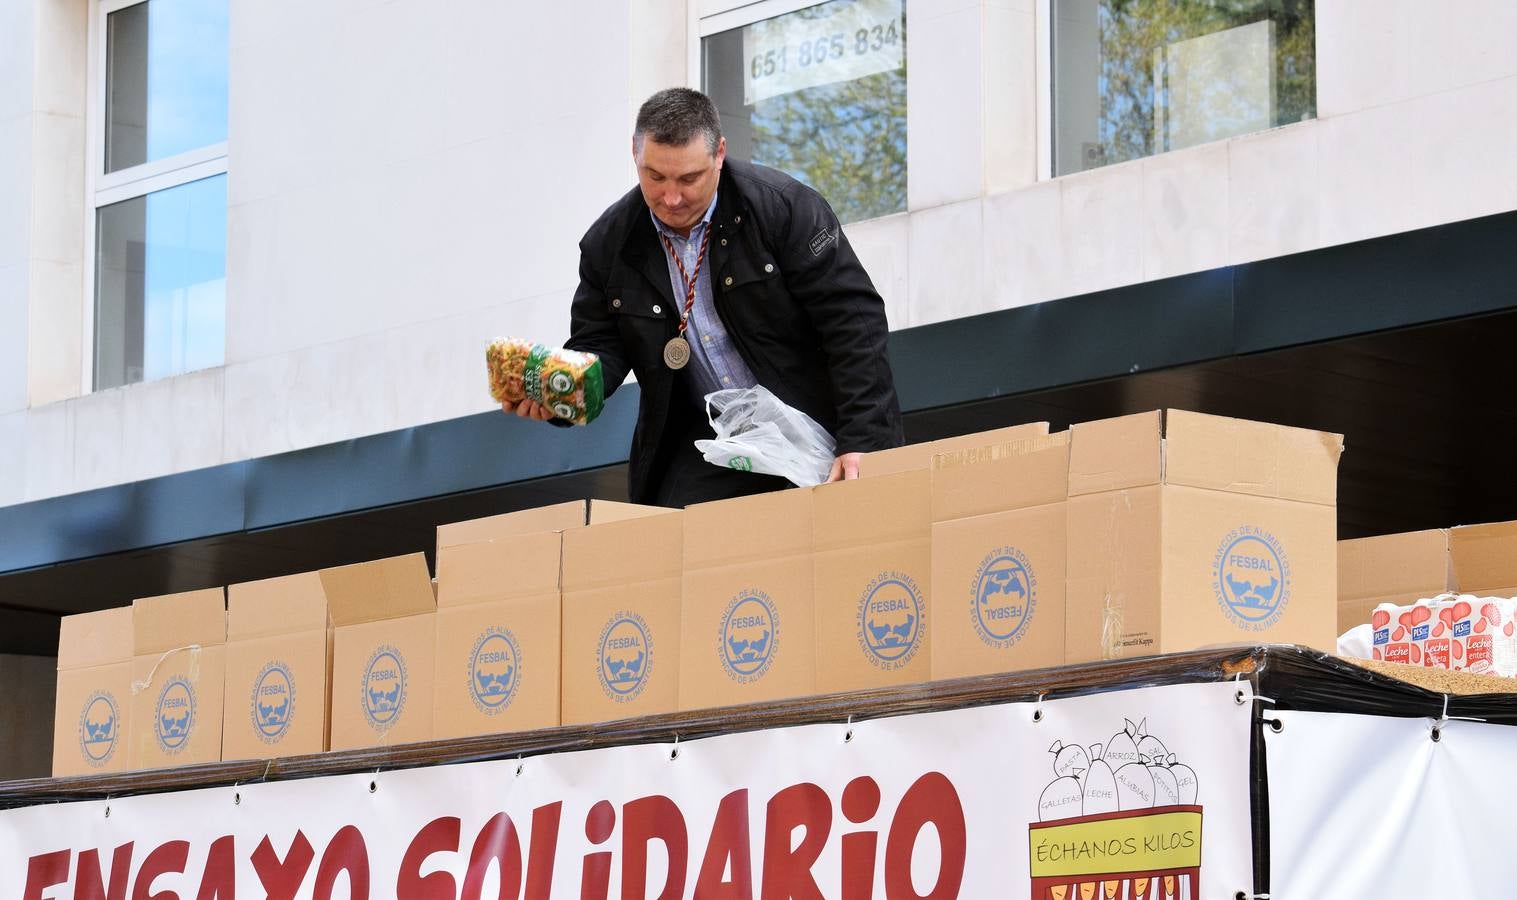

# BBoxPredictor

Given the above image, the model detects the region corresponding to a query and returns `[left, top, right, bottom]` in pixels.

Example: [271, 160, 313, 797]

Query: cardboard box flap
[587, 500, 668, 525]
[58, 606, 134, 670]
[931, 432, 1070, 522]
[437, 531, 562, 606]
[436, 500, 664, 552]
[133, 588, 227, 654]
[437, 501, 589, 551]
[1068, 411, 1162, 496]
[685, 488, 812, 569]
[1451, 521, 1517, 595]
[321, 553, 435, 626]
[813, 470, 929, 552]
[562, 510, 683, 591]
[1338, 530, 1453, 602]
[1162, 409, 1343, 504]
[857, 422, 1050, 477]
[227, 572, 329, 640]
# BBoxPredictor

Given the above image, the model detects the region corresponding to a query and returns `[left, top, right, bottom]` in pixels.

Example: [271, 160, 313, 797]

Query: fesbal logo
[469, 627, 523, 715]
[719, 589, 779, 684]
[857, 571, 924, 670]
[1213, 525, 1292, 631]
[78, 690, 120, 766]
[154, 676, 197, 755]
[598, 612, 652, 702]
[362, 645, 407, 732]
[252, 661, 296, 744]
[971, 546, 1037, 649]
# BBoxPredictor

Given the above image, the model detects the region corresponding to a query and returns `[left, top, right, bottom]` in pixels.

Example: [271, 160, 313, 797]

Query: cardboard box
[436, 499, 661, 554]
[130, 588, 227, 770]
[1065, 410, 1343, 662]
[1450, 521, 1517, 598]
[814, 470, 932, 692]
[856, 422, 1051, 478]
[223, 572, 331, 760]
[680, 488, 815, 711]
[562, 510, 683, 724]
[930, 432, 1070, 679]
[53, 607, 134, 776]
[327, 553, 437, 751]
[1338, 529, 1453, 634]
[433, 500, 665, 739]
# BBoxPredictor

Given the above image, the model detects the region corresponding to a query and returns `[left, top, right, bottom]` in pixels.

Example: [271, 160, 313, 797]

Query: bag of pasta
[486, 338, 605, 426]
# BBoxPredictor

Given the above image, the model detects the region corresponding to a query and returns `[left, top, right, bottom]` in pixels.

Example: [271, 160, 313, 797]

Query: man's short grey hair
[634, 88, 722, 156]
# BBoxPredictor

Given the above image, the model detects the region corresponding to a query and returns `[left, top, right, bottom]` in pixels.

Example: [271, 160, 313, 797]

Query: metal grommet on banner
[515, 756, 524, 777]
[234, 791, 241, 806]
[669, 734, 681, 762]
[843, 715, 854, 744]
[1236, 891, 1271, 899]
[103, 799, 111, 819]
[1267, 718, 1284, 734]
[1032, 693, 1045, 723]
[369, 767, 380, 794]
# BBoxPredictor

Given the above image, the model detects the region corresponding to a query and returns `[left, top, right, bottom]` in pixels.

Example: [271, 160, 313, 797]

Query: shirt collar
[650, 190, 719, 240]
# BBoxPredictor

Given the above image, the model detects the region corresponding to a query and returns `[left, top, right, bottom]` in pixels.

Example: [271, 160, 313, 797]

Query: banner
[1267, 708, 1517, 897]
[742, 0, 904, 105]
[4, 683, 1252, 898]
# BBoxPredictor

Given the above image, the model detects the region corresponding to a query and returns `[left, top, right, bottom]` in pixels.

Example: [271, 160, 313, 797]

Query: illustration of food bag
[486, 337, 604, 425]
[1031, 719, 1202, 900]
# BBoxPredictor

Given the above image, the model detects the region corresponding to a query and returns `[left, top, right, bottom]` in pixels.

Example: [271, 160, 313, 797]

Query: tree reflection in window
[1056, 0, 1315, 174]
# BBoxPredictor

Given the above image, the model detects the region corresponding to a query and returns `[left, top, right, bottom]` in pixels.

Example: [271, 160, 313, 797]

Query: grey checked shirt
[651, 191, 758, 406]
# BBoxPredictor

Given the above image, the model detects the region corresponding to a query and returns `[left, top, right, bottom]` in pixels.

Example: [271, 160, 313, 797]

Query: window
[701, 0, 907, 225]
[89, 0, 228, 391]
[1051, 0, 1315, 176]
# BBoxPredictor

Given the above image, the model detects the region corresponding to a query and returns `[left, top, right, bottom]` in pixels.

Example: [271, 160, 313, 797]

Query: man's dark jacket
[565, 158, 904, 503]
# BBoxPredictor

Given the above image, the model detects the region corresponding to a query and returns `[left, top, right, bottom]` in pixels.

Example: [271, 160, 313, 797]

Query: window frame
[83, 0, 229, 394]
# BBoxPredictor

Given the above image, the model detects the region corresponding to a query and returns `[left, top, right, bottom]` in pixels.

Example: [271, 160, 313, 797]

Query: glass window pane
[1052, 0, 1315, 175]
[106, 0, 229, 173]
[94, 174, 226, 390]
[703, 0, 907, 225]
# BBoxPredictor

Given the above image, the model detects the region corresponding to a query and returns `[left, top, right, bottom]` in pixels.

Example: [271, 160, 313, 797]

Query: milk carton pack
[1372, 601, 1432, 665]
[1462, 597, 1517, 676]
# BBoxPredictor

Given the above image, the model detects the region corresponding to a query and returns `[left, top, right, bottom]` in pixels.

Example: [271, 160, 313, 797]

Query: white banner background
[1267, 708, 1517, 897]
[3, 682, 1251, 898]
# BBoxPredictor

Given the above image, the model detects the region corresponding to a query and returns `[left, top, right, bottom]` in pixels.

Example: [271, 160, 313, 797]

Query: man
[503, 88, 903, 506]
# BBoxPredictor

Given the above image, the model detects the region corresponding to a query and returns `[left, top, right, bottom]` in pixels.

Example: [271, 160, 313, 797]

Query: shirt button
[611, 298, 621, 308]
[722, 376, 731, 385]
[702, 335, 711, 344]
[652, 304, 661, 314]
[724, 276, 733, 287]
[764, 263, 774, 273]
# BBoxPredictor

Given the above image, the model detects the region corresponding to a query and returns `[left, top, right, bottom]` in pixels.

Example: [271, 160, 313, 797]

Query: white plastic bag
[694, 385, 837, 487]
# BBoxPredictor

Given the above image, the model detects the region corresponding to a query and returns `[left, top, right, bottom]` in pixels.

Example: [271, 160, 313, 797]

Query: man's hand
[826, 452, 863, 483]
[500, 399, 554, 422]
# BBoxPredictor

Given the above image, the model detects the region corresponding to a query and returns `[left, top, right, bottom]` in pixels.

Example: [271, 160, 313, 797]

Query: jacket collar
[620, 164, 749, 302]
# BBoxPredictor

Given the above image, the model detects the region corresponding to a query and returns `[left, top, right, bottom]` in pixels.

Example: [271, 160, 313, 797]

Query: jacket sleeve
[564, 239, 632, 399]
[776, 184, 904, 454]
[540, 240, 631, 430]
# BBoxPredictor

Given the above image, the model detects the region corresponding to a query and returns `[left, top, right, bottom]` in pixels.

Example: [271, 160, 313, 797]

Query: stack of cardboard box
[51, 408, 1352, 775]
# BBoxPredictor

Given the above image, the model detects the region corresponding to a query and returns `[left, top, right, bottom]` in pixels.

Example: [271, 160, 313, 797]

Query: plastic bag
[694, 386, 837, 487]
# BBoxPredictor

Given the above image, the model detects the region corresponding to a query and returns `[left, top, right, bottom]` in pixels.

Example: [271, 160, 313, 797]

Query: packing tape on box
[130, 644, 202, 695]
[1101, 593, 1124, 660]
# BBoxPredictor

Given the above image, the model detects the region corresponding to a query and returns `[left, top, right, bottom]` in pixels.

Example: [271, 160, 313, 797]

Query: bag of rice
[486, 338, 605, 426]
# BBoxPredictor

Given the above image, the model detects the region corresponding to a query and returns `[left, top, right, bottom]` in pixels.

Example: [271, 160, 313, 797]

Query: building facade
[1, 0, 1516, 775]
